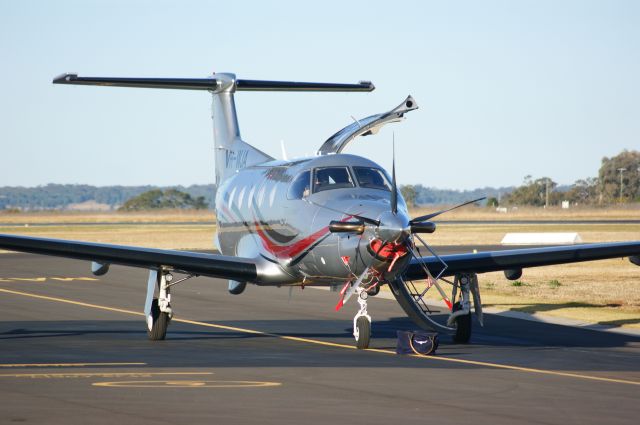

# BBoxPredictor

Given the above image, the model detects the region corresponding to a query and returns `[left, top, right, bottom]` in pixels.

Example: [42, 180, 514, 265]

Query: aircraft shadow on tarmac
[1, 313, 638, 349]
[1, 316, 639, 373]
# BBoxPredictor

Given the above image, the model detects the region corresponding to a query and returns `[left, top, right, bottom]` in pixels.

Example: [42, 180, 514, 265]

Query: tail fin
[53, 73, 374, 184]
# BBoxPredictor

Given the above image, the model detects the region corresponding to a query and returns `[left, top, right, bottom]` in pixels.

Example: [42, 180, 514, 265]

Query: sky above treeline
[1, 1, 638, 190]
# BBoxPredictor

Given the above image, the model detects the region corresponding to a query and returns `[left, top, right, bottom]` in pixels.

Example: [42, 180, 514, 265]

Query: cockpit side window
[313, 167, 355, 193]
[353, 167, 392, 191]
[287, 170, 311, 200]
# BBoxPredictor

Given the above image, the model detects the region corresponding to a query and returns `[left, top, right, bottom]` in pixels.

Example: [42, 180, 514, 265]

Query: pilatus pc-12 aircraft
[1, 72, 640, 349]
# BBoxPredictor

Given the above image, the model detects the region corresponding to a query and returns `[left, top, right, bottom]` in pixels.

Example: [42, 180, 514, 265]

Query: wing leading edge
[0, 234, 257, 282]
[403, 241, 640, 280]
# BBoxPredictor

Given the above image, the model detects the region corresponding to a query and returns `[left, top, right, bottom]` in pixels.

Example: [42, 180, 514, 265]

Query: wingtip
[52, 73, 77, 84]
[359, 80, 375, 91]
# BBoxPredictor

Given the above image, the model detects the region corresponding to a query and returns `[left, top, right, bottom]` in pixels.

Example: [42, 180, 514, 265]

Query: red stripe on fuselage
[254, 213, 360, 261]
[255, 223, 329, 260]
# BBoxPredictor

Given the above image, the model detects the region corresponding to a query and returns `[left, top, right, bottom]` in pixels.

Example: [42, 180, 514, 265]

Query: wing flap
[0, 234, 257, 282]
[404, 241, 640, 280]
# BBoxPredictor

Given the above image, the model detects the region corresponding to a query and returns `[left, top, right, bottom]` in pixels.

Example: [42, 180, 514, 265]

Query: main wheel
[147, 299, 170, 341]
[354, 316, 371, 349]
[452, 302, 471, 343]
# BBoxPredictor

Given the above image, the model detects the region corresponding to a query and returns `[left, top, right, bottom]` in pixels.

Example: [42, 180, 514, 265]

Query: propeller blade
[410, 197, 486, 224]
[406, 244, 453, 311]
[335, 239, 387, 310]
[336, 266, 371, 310]
[306, 200, 380, 226]
[329, 221, 365, 234]
[410, 221, 436, 234]
[391, 133, 398, 215]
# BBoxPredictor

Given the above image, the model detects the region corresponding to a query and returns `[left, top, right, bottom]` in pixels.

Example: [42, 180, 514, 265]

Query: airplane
[1, 72, 639, 349]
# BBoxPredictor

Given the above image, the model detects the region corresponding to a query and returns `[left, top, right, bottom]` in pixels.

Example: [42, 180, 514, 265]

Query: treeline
[400, 185, 514, 206]
[0, 184, 216, 211]
[2, 150, 636, 210]
[400, 149, 639, 207]
[501, 150, 639, 206]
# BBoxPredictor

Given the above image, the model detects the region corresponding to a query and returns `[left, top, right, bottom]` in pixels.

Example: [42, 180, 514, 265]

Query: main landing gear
[143, 269, 196, 340]
[144, 269, 173, 340]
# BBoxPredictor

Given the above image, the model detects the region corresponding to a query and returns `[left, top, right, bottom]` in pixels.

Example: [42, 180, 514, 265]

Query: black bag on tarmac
[396, 331, 439, 356]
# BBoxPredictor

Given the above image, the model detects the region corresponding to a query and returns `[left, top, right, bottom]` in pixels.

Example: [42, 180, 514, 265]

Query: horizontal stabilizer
[53, 74, 220, 91]
[53, 74, 374, 93]
[236, 79, 374, 92]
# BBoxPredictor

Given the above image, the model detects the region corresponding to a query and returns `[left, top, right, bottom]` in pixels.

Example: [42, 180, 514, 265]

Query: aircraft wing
[403, 241, 640, 280]
[0, 234, 257, 282]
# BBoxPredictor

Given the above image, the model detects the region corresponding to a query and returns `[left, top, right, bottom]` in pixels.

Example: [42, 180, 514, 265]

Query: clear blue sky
[1, 0, 638, 190]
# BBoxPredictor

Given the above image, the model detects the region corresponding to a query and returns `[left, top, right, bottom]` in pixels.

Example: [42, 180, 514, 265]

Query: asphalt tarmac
[1, 252, 639, 425]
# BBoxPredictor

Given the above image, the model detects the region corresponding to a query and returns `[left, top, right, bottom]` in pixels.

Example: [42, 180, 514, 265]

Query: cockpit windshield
[353, 167, 392, 191]
[313, 167, 355, 193]
[287, 170, 311, 199]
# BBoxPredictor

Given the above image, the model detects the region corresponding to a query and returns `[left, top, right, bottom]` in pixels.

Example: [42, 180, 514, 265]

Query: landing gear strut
[144, 269, 173, 340]
[353, 287, 371, 349]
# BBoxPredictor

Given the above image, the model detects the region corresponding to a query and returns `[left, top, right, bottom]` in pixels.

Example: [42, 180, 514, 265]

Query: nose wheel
[353, 288, 372, 349]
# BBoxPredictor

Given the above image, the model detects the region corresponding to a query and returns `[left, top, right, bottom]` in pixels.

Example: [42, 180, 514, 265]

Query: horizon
[0, 181, 521, 193]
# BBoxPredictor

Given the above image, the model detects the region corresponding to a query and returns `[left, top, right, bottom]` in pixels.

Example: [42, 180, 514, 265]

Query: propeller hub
[375, 210, 410, 243]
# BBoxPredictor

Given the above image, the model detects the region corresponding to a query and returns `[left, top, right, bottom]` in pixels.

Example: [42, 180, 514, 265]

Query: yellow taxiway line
[0, 372, 213, 379]
[0, 363, 146, 368]
[1, 287, 638, 387]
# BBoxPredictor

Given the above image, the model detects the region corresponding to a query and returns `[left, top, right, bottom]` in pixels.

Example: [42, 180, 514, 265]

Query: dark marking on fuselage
[225, 149, 249, 169]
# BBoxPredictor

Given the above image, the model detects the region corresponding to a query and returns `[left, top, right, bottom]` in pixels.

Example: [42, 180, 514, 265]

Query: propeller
[410, 221, 436, 234]
[324, 131, 485, 313]
[307, 199, 380, 227]
[391, 133, 398, 215]
[329, 220, 365, 234]
[410, 197, 486, 224]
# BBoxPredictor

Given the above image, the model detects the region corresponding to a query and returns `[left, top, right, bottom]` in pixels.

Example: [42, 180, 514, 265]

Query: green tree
[565, 177, 599, 205]
[598, 150, 640, 203]
[486, 197, 499, 207]
[400, 184, 417, 207]
[119, 189, 208, 211]
[502, 176, 557, 206]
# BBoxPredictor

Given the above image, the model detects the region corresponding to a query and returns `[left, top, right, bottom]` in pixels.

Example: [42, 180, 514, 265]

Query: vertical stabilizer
[210, 73, 274, 185]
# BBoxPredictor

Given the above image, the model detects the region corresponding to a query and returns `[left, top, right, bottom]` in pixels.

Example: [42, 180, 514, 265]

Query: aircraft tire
[452, 302, 471, 344]
[366, 285, 380, 296]
[147, 298, 170, 341]
[355, 316, 371, 349]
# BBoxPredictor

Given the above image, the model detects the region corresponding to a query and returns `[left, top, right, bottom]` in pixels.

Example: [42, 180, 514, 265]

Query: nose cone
[376, 210, 411, 243]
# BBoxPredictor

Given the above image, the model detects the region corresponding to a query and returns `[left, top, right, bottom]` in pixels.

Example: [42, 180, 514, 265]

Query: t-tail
[53, 73, 375, 184]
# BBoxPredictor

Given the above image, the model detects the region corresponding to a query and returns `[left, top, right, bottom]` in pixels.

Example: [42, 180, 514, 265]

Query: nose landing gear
[353, 287, 372, 349]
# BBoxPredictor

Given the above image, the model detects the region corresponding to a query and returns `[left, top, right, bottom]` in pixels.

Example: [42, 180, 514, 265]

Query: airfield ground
[1, 207, 639, 329]
[0, 253, 638, 424]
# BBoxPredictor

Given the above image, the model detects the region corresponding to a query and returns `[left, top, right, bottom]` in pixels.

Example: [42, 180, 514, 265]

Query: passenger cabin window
[313, 167, 355, 193]
[287, 170, 311, 199]
[353, 167, 392, 191]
